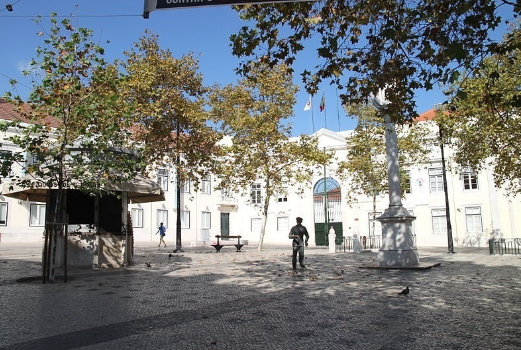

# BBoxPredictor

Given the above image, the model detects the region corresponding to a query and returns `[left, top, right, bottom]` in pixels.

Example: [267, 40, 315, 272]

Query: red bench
[212, 235, 243, 252]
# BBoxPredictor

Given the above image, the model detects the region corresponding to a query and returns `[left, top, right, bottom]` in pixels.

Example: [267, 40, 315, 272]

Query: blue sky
[0, 0, 509, 136]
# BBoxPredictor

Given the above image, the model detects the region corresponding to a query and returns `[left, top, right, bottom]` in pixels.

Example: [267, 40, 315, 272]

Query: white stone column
[372, 89, 419, 267]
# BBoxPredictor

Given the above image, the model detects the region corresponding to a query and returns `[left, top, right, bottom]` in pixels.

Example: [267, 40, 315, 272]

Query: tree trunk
[371, 191, 377, 236]
[257, 195, 271, 252]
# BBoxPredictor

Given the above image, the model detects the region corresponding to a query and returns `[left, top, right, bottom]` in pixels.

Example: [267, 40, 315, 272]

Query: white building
[129, 111, 521, 249]
[1, 98, 519, 247]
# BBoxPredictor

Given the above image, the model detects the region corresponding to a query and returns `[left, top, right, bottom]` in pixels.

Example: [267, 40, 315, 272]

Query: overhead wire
[0, 0, 140, 17]
[0, 14, 141, 18]
[0, 2, 142, 94]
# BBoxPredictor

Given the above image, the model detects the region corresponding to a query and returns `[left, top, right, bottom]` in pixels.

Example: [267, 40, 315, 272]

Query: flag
[319, 94, 325, 112]
[304, 96, 312, 111]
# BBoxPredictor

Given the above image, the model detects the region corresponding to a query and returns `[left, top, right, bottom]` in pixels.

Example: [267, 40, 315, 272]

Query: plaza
[1, 242, 520, 349]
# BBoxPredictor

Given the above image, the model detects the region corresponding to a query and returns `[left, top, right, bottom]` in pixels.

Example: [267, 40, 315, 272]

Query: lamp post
[173, 120, 184, 253]
[435, 106, 455, 253]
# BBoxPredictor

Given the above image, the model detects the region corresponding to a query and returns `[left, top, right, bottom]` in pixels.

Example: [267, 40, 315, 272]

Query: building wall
[2, 119, 520, 247]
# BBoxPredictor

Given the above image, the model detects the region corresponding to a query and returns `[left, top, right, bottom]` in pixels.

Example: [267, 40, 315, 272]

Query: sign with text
[143, 0, 311, 18]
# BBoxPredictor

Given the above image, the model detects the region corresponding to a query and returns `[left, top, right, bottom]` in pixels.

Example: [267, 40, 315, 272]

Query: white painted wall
[2, 119, 521, 247]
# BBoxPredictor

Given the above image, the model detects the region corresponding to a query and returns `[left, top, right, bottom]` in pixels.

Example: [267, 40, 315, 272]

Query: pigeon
[168, 253, 172, 258]
[398, 286, 409, 296]
[145, 262, 152, 268]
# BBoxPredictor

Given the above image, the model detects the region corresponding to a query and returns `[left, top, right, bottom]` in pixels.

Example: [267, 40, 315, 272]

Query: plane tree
[209, 63, 330, 251]
[0, 15, 140, 281]
[120, 32, 222, 252]
[439, 25, 521, 195]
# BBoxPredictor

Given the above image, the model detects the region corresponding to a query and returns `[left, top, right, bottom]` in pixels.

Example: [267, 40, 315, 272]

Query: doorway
[313, 177, 343, 246]
[220, 212, 230, 236]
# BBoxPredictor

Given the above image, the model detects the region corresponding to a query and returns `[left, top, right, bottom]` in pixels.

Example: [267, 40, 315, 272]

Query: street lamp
[434, 103, 455, 253]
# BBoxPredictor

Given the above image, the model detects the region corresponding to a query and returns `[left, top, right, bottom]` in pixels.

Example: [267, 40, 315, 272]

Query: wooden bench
[212, 235, 243, 252]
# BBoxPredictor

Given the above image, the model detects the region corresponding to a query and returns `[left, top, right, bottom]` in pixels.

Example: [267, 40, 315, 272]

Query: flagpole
[304, 94, 315, 134]
[320, 92, 326, 129]
[324, 92, 327, 129]
[336, 88, 341, 131]
[309, 95, 315, 134]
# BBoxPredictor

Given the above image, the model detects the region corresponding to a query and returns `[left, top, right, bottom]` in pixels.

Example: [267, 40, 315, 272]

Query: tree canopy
[231, 0, 518, 123]
[0, 15, 140, 281]
[440, 25, 521, 195]
[120, 31, 222, 187]
[1, 15, 139, 193]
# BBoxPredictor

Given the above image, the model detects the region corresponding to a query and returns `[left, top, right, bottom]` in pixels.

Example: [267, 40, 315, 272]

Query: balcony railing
[218, 195, 238, 205]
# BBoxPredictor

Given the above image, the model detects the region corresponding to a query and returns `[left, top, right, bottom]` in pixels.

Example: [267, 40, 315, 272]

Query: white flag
[304, 96, 312, 111]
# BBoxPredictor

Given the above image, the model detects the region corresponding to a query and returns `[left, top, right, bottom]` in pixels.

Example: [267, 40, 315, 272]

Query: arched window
[313, 177, 342, 223]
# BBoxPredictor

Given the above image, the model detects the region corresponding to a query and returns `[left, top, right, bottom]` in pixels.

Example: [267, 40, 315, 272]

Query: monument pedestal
[377, 206, 419, 267]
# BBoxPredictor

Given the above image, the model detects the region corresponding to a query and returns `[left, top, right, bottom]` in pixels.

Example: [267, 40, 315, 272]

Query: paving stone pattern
[0, 242, 520, 349]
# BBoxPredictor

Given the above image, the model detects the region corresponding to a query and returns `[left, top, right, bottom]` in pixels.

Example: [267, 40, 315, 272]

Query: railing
[335, 234, 416, 253]
[218, 195, 238, 205]
[335, 236, 351, 253]
[361, 235, 382, 250]
[335, 235, 382, 252]
[489, 238, 521, 255]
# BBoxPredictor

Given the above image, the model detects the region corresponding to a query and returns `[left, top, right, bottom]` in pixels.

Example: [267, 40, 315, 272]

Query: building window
[277, 217, 289, 231]
[368, 211, 382, 236]
[251, 217, 262, 233]
[156, 209, 168, 229]
[131, 208, 144, 228]
[462, 172, 478, 190]
[431, 208, 447, 235]
[181, 210, 190, 229]
[157, 169, 168, 191]
[26, 152, 40, 169]
[466, 207, 483, 233]
[221, 187, 231, 197]
[181, 180, 190, 193]
[0, 202, 7, 225]
[251, 183, 262, 204]
[201, 175, 211, 194]
[277, 187, 288, 203]
[201, 211, 211, 229]
[429, 168, 444, 193]
[30, 204, 46, 226]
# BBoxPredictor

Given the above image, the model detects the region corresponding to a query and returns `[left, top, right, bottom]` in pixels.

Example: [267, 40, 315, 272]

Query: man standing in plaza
[289, 217, 309, 269]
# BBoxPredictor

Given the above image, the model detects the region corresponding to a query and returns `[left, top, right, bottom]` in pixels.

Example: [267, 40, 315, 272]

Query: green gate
[313, 177, 343, 246]
[314, 222, 343, 246]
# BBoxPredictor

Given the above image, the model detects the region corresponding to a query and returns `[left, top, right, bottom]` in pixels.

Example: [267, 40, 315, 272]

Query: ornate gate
[313, 177, 343, 246]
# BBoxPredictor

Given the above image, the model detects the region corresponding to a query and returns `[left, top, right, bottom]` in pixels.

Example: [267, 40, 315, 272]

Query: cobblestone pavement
[1, 242, 520, 350]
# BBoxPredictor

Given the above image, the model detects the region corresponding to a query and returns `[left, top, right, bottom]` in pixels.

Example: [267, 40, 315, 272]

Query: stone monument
[372, 89, 419, 266]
